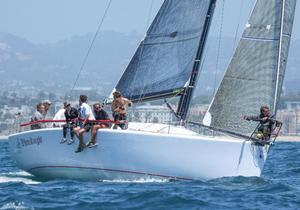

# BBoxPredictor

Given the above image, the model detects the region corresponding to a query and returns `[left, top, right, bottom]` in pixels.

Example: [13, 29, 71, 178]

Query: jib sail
[204, 0, 297, 134]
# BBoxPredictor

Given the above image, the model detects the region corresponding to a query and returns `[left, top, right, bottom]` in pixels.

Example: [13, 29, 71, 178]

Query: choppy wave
[0, 141, 300, 209]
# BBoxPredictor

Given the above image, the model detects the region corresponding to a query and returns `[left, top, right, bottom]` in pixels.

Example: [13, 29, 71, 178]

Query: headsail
[204, 0, 297, 134]
[114, 0, 214, 102]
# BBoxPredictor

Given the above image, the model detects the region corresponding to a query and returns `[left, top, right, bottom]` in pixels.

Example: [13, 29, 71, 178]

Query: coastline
[277, 136, 300, 142]
[0, 136, 8, 141]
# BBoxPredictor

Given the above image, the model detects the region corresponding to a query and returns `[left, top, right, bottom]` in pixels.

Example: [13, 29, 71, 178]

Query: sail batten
[113, 0, 213, 101]
[203, 0, 296, 134]
[242, 37, 280, 41]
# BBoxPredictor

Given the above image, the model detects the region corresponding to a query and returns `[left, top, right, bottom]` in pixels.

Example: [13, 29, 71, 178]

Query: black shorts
[83, 122, 92, 132]
[113, 113, 127, 129]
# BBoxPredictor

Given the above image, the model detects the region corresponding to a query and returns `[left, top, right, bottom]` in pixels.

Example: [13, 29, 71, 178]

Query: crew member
[31, 103, 46, 130]
[86, 103, 110, 148]
[53, 103, 66, 127]
[74, 95, 95, 153]
[244, 105, 275, 140]
[111, 91, 132, 129]
[61, 102, 79, 145]
[42, 100, 52, 118]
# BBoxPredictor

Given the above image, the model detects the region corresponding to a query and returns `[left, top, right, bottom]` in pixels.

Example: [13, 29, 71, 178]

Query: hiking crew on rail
[60, 102, 79, 145]
[86, 103, 111, 148]
[29, 91, 133, 153]
[74, 95, 95, 153]
[244, 105, 276, 140]
[111, 91, 132, 130]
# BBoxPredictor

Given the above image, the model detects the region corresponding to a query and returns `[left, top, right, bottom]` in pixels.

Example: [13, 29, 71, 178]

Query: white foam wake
[0, 201, 33, 210]
[0, 171, 40, 185]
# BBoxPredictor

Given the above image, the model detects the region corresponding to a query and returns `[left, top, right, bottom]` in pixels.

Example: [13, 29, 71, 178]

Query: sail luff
[273, 0, 285, 113]
[274, 0, 297, 113]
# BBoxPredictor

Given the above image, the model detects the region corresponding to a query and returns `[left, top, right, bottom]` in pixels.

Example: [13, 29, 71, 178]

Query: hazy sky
[0, 0, 299, 43]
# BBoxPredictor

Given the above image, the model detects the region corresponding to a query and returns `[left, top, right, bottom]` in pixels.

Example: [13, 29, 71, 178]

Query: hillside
[0, 32, 299, 96]
[0, 31, 141, 95]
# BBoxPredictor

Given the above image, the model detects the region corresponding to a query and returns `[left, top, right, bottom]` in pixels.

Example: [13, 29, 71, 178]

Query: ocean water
[0, 139, 300, 210]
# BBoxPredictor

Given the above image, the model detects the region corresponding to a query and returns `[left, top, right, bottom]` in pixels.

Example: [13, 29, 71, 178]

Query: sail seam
[242, 36, 279, 42]
[143, 35, 202, 46]
[224, 76, 275, 82]
[149, 30, 203, 38]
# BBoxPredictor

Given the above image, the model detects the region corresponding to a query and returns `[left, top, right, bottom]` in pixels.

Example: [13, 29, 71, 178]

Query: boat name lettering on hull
[17, 136, 42, 148]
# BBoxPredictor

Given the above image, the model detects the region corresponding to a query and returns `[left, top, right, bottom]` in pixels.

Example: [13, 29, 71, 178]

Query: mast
[176, 0, 217, 121]
[273, 0, 285, 114]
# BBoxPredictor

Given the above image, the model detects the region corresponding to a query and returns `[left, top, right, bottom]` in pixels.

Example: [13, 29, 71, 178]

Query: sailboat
[8, 0, 297, 181]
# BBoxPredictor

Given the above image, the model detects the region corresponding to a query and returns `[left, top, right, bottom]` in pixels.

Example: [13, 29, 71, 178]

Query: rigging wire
[232, 0, 245, 53]
[145, 0, 155, 33]
[212, 0, 225, 97]
[233, 0, 257, 52]
[211, 0, 255, 98]
[130, 0, 155, 103]
[128, 0, 155, 123]
[70, 0, 113, 94]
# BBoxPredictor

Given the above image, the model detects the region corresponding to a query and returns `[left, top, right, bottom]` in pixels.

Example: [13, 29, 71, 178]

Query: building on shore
[187, 105, 209, 122]
[128, 104, 173, 123]
[276, 109, 300, 135]
[285, 101, 300, 111]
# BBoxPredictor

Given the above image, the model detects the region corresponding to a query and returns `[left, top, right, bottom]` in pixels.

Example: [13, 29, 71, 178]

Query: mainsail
[114, 0, 215, 102]
[204, 0, 297, 134]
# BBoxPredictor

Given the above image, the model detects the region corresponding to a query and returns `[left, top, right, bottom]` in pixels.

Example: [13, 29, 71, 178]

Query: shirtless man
[111, 91, 132, 129]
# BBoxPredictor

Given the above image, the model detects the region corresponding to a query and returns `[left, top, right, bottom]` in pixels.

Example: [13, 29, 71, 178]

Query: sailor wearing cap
[42, 100, 52, 118]
[61, 102, 79, 144]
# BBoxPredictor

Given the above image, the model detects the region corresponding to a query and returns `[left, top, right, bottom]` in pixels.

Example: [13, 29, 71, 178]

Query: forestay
[204, 0, 296, 134]
[114, 0, 212, 102]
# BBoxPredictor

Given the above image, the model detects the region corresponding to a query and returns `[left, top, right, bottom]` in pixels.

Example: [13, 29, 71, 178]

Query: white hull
[8, 124, 268, 180]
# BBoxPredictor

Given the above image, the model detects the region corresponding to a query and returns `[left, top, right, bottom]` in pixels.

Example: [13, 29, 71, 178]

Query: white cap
[42, 100, 52, 105]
